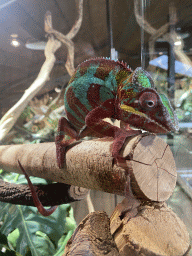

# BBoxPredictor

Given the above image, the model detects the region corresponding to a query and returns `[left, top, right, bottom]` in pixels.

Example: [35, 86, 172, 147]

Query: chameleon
[19, 57, 179, 216]
[55, 57, 179, 168]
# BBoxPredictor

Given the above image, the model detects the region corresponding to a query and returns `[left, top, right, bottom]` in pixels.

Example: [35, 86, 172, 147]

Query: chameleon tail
[18, 160, 57, 216]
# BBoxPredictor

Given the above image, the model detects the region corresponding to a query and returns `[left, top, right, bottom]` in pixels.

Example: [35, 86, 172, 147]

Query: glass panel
[138, 0, 192, 191]
[137, 0, 192, 239]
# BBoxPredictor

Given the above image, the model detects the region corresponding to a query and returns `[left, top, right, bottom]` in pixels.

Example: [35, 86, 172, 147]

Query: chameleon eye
[139, 92, 157, 109]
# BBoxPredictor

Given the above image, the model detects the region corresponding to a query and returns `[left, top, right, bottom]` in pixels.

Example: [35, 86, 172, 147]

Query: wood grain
[124, 135, 177, 201]
[63, 211, 119, 255]
[0, 133, 177, 202]
[110, 198, 191, 256]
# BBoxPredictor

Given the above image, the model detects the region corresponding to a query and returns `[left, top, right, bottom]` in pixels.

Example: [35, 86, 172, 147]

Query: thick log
[123, 134, 177, 201]
[110, 198, 191, 256]
[63, 211, 119, 256]
[0, 133, 177, 201]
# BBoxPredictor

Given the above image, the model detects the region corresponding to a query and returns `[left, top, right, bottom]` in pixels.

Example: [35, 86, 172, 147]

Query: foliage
[0, 73, 76, 256]
[0, 231, 22, 256]
[0, 171, 76, 256]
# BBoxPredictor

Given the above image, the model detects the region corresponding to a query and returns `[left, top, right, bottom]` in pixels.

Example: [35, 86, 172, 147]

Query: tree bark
[0, 181, 88, 206]
[63, 197, 191, 255]
[63, 211, 119, 256]
[0, 133, 189, 255]
[0, 133, 177, 201]
[110, 198, 191, 256]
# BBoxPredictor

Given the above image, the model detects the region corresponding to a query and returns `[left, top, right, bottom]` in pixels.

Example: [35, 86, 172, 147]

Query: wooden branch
[0, 133, 177, 201]
[0, 1, 83, 142]
[110, 198, 191, 255]
[65, 0, 83, 40]
[0, 181, 88, 206]
[134, 0, 192, 70]
[63, 211, 119, 255]
[86, 190, 95, 213]
[63, 197, 190, 255]
[45, 0, 84, 76]
[44, 11, 74, 76]
[0, 36, 61, 141]
[134, 0, 156, 35]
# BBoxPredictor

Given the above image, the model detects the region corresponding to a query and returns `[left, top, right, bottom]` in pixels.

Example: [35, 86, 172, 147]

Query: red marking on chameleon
[65, 110, 84, 130]
[87, 83, 101, 108]
[94, 60, 119, 80]
[77, 58, 132, 79]
[85, 100, 118, 138]
[66, 86, 89, 125]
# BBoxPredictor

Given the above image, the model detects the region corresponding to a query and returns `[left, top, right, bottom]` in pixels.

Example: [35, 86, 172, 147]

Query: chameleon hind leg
[55, 117, 78, 168]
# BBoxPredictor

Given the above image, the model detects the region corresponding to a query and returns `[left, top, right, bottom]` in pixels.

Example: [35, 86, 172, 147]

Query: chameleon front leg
[55, 117, 78, 168]
[18, 160, 57, 216]
[79, 99, 141, 160]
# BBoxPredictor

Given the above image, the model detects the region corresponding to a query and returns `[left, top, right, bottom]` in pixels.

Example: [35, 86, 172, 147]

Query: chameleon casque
[19, 57, 179, 216]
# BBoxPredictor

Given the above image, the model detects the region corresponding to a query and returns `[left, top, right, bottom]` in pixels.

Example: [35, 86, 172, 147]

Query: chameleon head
[118, 67, 179, 133]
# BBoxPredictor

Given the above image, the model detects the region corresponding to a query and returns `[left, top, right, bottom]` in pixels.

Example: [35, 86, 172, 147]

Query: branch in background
[86, 191, 95, 213]
[0, 180, 89, 206]
[65, 0, 83, 40]
[44, 0, 83, 76]
[134, 0, 156, 35]
[0, 0, 83, 142]
[134, 0, 192, 67]
[0, 36, 61, 141]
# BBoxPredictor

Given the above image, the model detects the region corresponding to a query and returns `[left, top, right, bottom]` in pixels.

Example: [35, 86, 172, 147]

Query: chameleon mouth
[120, 104, 173, 133]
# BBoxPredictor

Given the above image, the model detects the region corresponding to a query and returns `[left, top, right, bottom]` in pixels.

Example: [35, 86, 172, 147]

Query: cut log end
[110, 200, 191, 256]
[123, 135, 177, 202]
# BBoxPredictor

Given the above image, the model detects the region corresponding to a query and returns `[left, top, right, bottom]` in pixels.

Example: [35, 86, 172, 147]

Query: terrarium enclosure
[0, 0, 192, 255]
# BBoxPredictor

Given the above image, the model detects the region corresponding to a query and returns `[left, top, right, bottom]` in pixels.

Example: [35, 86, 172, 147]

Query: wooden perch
[63, 211, 119, 255]
[0, 133, 177, 202]
[63, 197, 190, 255]
[110, 198, 191, 255]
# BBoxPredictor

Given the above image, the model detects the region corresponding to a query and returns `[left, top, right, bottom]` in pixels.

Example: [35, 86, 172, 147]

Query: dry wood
[44, 0, 83, 76]
[110, 198, 191, 256]
[0, 0, 83, 141]
[123, 134, 177, 201]
[0, 180, 88, 206]
[134, 0, 192, 69]
[0, 36, 61, 141]
[0, 133, 177, 201]
[63, 211, 119, 256]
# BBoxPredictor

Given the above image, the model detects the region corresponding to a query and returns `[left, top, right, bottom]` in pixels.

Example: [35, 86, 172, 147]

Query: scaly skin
[22, 57, 179, 216]
[56, 57, 179, 168]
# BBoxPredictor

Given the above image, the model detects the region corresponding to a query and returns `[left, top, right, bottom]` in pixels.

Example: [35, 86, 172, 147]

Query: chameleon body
[20, 57, 179, 216]
[56, 57, 179, 168]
